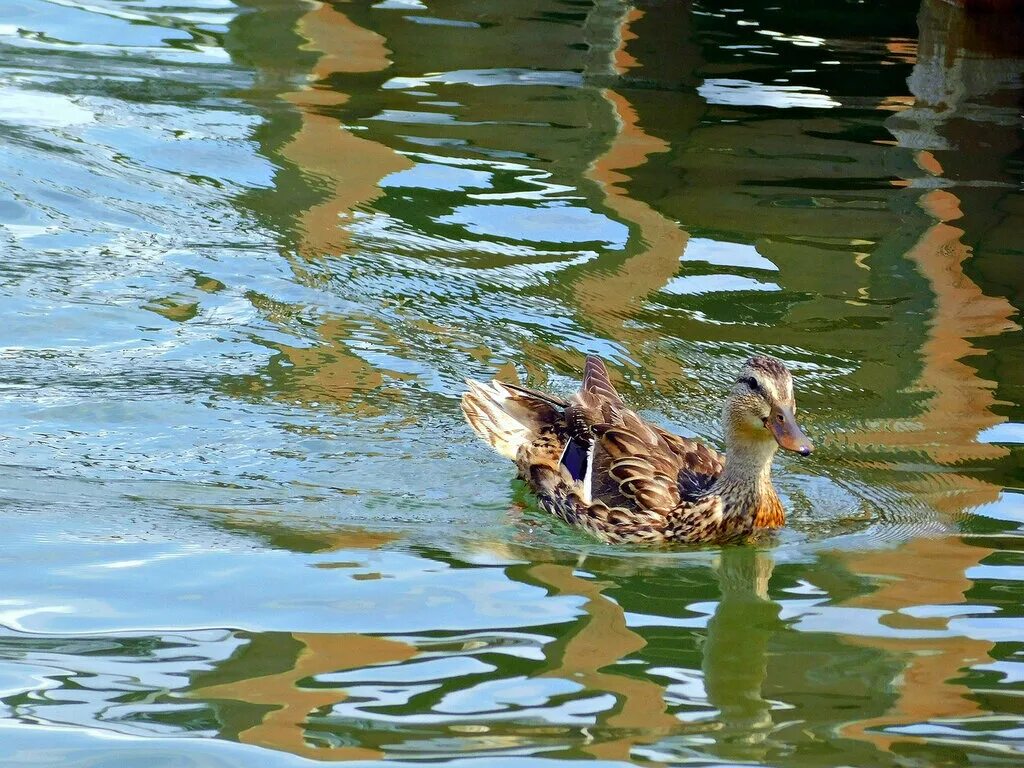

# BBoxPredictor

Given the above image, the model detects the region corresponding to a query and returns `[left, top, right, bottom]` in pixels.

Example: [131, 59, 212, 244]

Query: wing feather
[585, 412, 725, 514]
[582, 355, 624, 409]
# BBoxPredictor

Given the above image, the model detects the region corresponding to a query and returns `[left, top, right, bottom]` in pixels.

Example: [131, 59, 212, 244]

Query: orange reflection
[846, 188, 1016, 468]
[565, 6, 697, 392]
[530, 561, 680, 762]
[212, 510, 404, 553]
[191, 512, 411, 760]
[611, 7, 644, 75]
[196, 632, 416, 760]
[574, 86, 692, 389]
[839, 536, 993, 753]
[836, 1, 1022, 754]
[282, 1, 412, 259]
[273, 315, 414, 412]
[843, 2, 1020, 522]
[264, 1, 414, 409]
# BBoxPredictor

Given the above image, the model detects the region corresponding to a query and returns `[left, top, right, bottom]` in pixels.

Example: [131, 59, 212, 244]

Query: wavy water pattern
[0, 0, 1022, 766]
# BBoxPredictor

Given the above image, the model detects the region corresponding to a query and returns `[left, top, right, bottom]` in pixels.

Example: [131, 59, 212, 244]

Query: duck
[461, 355, 813, 544]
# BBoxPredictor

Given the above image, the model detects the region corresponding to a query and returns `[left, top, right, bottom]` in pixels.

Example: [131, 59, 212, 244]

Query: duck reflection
[702, 548, 779, 752]
[182, 502, 792, 764]
[523, 545, 785, 764]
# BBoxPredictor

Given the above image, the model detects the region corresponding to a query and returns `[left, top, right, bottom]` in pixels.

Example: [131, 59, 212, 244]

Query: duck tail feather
[461, 379, 560, 460]
[499, 382, 569, 409]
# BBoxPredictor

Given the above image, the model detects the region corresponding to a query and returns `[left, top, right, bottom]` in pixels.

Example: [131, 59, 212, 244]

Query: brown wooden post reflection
[235, 0, 414, 410]
[280, 0, 411, 408]
[565, 2, 703, 392]
[844, 186, 1016, 471]
[848, 0, 1021, 476]
[528, 561, 679, 762]
[836, 0, 1023, 753]
[280, 1, 412, 260]
[195, 632, 416, 760]
[574, 82, 694, 389]
[838, 537, 995, 753]
[189, 519, 414, 760]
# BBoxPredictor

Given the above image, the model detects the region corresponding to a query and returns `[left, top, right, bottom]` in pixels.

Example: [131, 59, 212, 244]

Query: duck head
[722, 355, 813, 457]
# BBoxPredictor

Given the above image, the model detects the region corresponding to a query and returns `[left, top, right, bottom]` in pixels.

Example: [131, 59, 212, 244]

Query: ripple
[699, 78, 840, 109]
[0, 0, 1022, 765]
[384, 69, 584, 90]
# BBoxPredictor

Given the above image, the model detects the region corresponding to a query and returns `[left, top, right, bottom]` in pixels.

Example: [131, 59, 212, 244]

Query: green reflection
[0, 0, 1022, 766]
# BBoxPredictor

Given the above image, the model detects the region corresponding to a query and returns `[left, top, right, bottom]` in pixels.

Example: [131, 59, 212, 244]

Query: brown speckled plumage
[461, 355, 812, 544]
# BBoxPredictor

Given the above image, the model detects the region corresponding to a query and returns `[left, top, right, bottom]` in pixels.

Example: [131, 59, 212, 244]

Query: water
[1, 0, 1022, 765]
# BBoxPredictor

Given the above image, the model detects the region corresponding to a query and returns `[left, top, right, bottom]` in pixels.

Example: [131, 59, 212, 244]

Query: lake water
[1, 0, 1023, 765]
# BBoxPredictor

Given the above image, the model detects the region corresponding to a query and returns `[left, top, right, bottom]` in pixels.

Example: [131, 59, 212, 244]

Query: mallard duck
[461, 355, 813, 544]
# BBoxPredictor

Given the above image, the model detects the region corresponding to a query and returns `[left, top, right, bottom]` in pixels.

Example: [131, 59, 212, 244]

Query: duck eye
[740, 376, 760, 393]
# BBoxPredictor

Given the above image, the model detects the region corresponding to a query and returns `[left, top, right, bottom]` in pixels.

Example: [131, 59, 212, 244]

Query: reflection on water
[195, 632, 417, 760]
[0, 0, 1023, 765]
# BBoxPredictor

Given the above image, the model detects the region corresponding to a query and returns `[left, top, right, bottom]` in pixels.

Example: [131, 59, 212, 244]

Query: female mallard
[461, 355, 813, 544]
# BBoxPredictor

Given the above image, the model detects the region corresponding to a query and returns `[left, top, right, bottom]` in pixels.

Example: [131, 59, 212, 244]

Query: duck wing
[579, 356, 724, 510]
[505, 356, 625, 492]
[501, 355, 621, 416]
[651, 425, 725, 502]
[589, 408, 690, 515]
[504, 356, 724, 514]
[590, 415, 725, 519]
[581, 355, 624, 409]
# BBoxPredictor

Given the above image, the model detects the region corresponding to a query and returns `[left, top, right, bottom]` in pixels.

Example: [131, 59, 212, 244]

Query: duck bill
[768, 406, 813, 456]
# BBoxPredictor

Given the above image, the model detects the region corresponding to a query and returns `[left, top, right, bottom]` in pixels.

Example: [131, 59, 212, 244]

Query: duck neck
[714, 433, 779, 519]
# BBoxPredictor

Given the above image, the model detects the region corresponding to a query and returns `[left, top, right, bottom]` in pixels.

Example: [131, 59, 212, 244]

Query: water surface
[1, 0, 1023, 765]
